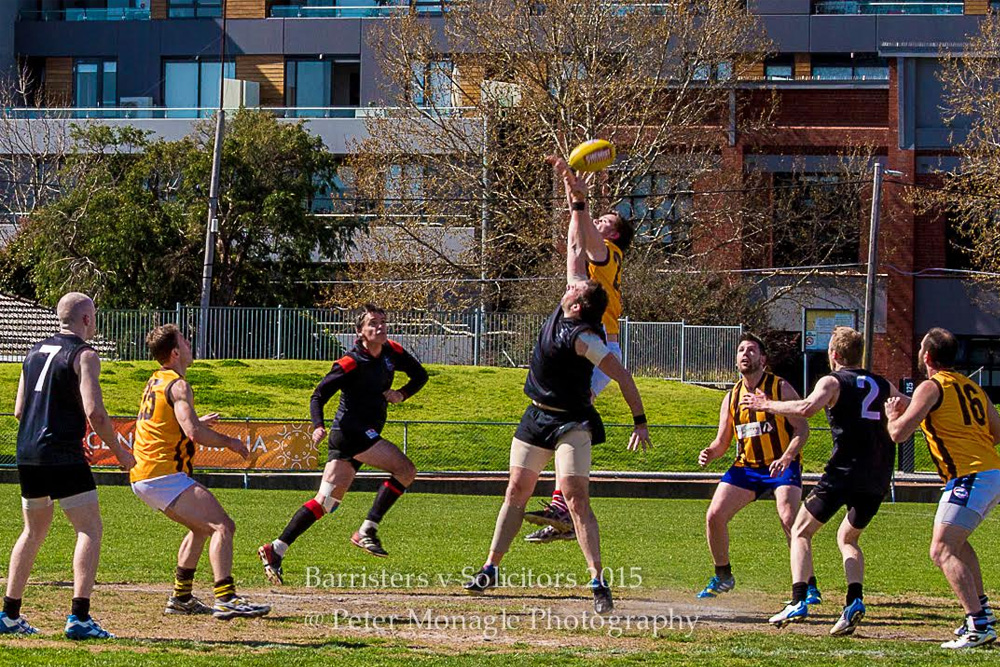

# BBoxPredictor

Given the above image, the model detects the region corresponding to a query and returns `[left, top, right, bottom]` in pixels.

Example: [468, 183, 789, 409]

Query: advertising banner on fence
[86, 418, 321, 470]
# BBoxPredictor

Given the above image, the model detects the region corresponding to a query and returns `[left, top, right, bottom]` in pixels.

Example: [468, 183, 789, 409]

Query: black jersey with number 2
[824, 368, 895, 493]
[16, 333, 91, 466]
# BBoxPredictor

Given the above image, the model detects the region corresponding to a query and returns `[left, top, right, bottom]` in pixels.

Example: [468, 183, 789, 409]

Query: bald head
[56, 292, 95, 331]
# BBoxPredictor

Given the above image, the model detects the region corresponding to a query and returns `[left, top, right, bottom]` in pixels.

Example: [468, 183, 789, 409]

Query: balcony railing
[813, 1, 963, 14]
[270, 1, 445, 18]
[19, 8, 151, 21]
[1, 106, 470, 120]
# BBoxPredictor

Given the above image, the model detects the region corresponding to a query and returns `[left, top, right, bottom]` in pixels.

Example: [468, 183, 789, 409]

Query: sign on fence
[87, 418, 320, 470]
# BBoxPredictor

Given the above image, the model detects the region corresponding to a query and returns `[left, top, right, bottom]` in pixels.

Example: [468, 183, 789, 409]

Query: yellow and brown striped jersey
[729, 372, 797, 468]
[131, 369, 195, 483]
[586, 239, 623, 336]
[920, 370, 1000, 482]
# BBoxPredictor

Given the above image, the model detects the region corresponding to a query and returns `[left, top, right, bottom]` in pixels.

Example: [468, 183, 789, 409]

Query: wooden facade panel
[741, 61, 765, 81]
[45, 57, 73, 107]
[794, 53, 811, 80]
[453, 62, 483, 106]
[965, 0, 989, 14]
[226, 0, 267, 18]
[151, 0, 167, 20]
[235, 55, 284, 106]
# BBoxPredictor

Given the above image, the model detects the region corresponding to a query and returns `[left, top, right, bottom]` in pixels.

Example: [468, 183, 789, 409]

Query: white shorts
[131, 472, 197, 512]
[591, 341, 623, 397]
[934, 469, 1000, 531]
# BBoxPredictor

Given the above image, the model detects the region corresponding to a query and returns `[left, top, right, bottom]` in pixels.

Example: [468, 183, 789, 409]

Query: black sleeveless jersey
[523, 305, 604, 412]
[16, 333, 91, 466]
[824, 368, 895, 493]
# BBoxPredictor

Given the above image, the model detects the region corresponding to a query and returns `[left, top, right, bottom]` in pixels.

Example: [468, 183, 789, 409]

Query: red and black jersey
[310, 339, 428, 433]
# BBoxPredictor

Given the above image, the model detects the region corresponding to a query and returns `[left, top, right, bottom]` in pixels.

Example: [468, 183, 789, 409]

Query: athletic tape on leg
[21, 496, 53, 510]
[318, 481, 339, 513]
[59, 489, 99, 509]
[489, 502, 526, 557]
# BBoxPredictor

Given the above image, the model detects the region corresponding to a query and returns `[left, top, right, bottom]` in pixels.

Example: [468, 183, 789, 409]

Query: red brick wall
[747, 89, 890, 128]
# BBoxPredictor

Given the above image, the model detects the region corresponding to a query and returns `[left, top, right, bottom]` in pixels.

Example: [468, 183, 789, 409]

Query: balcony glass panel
[813, 1, 963, 14]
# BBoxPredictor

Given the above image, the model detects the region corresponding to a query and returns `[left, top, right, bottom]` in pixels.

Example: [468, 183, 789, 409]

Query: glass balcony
[269, 1, 445, 18]
[19, 7, 151, 21]
[813, 1, 963, 14]
[0, 107, 469, 120]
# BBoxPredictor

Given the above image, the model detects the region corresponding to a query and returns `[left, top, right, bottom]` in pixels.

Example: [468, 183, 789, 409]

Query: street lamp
[862, 164, 904, 370]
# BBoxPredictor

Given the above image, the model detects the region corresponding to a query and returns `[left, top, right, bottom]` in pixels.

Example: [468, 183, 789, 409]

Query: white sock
[272, 539, 289, 557]
[360, 520, 379, 535]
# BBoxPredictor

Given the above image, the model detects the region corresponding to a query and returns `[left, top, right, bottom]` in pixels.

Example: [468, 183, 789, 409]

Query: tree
[337, 0, 773, 312]
[932, 15, 1000, 290]
[1, 109, 362, 307]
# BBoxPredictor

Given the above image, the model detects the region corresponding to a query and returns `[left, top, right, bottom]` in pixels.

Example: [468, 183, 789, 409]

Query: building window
[74, 59, 117, 111]
[764, 55, 794, 81]
[615, 173, 693, 250]
[285, 59, 360, 117]
[693, 61, 732, 82]
[40, 1, 150, 21]
[812, 54, 888, 81]
[163, 59, 235, 117]
[411, 59, 453, 107]
[770, 172, 861, 267]
[168, 0, 223, 18]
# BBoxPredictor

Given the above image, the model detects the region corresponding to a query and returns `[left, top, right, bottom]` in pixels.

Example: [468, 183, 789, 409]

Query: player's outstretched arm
[699, 393, 733, 466]
[547, 155, 591, 283]
[886, 380, 940, 443]
[171, 380, 248, 457]
[769, 380, 809, 476]
[385, 345, 429, 404]
[742, 376, 839, 419]
[595, 352, 650, 451]
[77, 349, 135, 470]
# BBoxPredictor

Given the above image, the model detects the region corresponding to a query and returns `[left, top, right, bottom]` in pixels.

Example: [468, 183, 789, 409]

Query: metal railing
[85, 306, 742, 383]
[1, 106, 470, 120]
[19, 8, 152, 21]
[813, 1, 963, 14]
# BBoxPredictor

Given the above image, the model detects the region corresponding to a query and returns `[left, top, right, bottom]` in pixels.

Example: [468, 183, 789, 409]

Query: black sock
[980, 594, 990, 608]
[214, 577, 237, 603]
[366, 477, 407, 524]
[3, 596, 21, 620]
[71, 597, 90, 621]
[846, 582, 863, 604]
[792, 582, 808, 603]
[807, 576, 817, 588]
[278, 500, 326, 546]
[715, 564, 732, 579]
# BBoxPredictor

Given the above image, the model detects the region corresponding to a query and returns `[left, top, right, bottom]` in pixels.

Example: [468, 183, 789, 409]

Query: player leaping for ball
[740, 327, 906, 634]
[462, 156, 650, 614]
[258, 304, 428, 584]
[523, 158, 636, 545]
[131, 324, 270, 620]
[696, 334, 818, 603]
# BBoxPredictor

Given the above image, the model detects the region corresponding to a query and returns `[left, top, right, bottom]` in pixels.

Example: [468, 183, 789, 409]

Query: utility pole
[196, 0, 228, 359]
[862, 163, 903, 370]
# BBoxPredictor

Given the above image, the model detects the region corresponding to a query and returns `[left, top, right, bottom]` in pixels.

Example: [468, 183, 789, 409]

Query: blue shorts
[720, 461, 802, 499]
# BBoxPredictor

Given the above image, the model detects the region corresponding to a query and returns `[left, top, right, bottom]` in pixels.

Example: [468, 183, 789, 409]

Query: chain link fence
[0, 414, 940, 476]
[81, 307, 742, 384]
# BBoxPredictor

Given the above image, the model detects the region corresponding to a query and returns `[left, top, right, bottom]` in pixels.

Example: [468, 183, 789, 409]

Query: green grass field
[0, 361, 941, 473]
[0, 485, 997, 664]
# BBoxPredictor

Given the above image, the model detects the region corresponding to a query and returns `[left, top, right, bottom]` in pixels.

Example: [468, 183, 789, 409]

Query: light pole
[862, 163, 903, 370]
[196, 0, 228, 359]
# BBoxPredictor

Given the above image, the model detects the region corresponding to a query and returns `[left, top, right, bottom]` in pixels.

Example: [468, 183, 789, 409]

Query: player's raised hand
[199, 412, 220, 427]
[545, 154, 587, 202]
[885, 396, 905, 420]
[740, 389, 769, 412]
[312, 426, 327, 445]
[628, 424, 651, 452]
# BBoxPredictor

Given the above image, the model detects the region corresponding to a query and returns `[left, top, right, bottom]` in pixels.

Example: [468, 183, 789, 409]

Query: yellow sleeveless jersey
[920, 370, 1000, 482]
[729, 372, 797, 468]
[587, 239, 623, 336]
[131, 369, 195, 483]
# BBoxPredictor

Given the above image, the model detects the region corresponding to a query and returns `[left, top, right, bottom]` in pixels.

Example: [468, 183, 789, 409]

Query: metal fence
[92, 306, 742, 383]
[0, 414, 939, 476]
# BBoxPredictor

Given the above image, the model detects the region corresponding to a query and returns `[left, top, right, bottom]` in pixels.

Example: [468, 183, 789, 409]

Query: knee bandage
[21, 496, 53, 510]
[59, 489, 99, 509]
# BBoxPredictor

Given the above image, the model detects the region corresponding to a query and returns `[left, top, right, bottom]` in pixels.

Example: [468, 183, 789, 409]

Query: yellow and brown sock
[214, 576, 237, 603]
[174, 567, 196, 602]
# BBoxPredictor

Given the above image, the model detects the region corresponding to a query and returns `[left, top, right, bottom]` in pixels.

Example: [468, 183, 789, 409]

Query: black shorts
[18, 463, 96, 500]
[514, 404, 606, 451]
[327, 426, 384, 470]
[804, 476, 886, 529]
